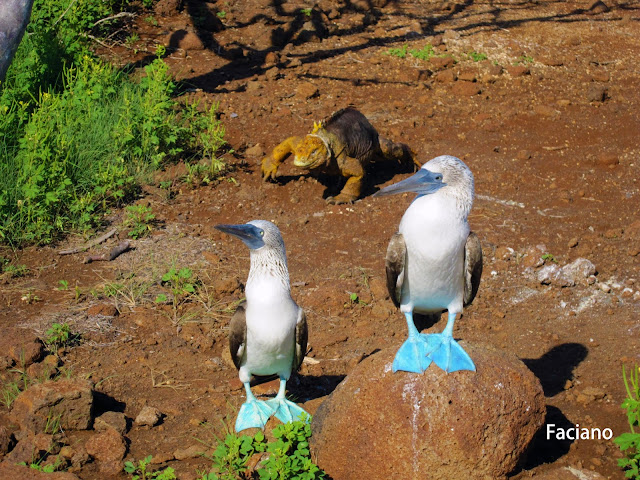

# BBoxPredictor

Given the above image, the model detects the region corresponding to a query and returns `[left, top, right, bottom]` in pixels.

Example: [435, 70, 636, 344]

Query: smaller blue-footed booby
[374, 155, 482, 374]
[215, 220, 309, 431]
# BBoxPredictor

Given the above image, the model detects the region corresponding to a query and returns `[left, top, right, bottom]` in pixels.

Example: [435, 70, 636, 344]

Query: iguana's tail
[379, 137, 421, 171]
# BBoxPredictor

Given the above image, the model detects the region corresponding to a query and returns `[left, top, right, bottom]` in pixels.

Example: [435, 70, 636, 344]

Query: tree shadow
[169, 0, 639, 93]
[523, 343, 588, 397]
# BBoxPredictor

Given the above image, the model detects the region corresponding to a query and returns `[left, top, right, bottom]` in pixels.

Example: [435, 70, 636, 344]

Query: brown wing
[229, 301, 247, 370]
[293, 308, 308, 372]
[385, 233, 406, 309]
[463, 232, 483, 307]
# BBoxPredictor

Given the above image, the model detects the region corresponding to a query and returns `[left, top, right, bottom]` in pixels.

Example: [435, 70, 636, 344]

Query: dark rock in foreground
[311, 343, 545, 480]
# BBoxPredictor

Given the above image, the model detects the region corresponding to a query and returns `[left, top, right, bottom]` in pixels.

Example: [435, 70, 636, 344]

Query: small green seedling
[615, 365, 640, 479]
[409, 44, 435, 60]
[385, 44, 408, 58]
[44, 323, 79, 353]
[57, 280, 69, 291]
[300, 8, 312, 16]
[541, 253, 557, 264]
[124, 205, 155, 239]
[467, 51, 488, 62]
[216, 11, 227, 19]
[124, 455, 176, 480]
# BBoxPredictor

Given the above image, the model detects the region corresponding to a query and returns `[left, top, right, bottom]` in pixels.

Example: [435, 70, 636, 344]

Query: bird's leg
[267, 378, 310, 424]
[235, 382, 276, 432]
[424, 312, 476, 373]
[392, 311, 433, 373]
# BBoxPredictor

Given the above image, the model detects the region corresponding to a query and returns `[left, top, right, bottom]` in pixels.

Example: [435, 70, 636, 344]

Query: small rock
[295, 82, 319, 99]
[245, 144, 264, 158]
[264, 51, 278, 65]
[10, 379, 93, 432]
[452, 82, 481, 96]
[265, 67, 280, 81]
[534, 466, 606, 479]
[94, 412, 128, 436]
[587, 0, 610, 14]
[0, 425, 12, 456]
[0, 462, 81, 479]
[8, 337, 45, 367]
[506, 65, 530, 77]
[85, 428, 127, 476]
[621, 288, 634, 298]
[429, 56, 455, 70]
[533, 105, 557, 117]
[586, 84, 607, 102]
[567, 237, 579, 248]
[600, 283, 611, 293]
[562, 258, 597, 284]
[495, 246, 514, 260]
[435, 69, 456, 83]
[135, 406, 163, 427]
[245, 81, 263, 93]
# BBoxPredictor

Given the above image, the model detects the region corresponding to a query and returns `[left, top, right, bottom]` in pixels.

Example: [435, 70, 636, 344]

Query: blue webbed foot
[424, 334, 475, 373]
[235, 400, 275, 432]
[267, 397, 310, 424]
[392, 334, 433, 373]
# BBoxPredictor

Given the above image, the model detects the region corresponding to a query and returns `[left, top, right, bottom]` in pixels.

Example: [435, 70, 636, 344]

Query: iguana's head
[293, 134, 329, 169]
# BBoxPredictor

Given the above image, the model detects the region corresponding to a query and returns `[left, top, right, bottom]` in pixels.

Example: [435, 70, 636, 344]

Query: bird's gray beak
[215, 223, 265, 250]
[374, 169, 446, 197]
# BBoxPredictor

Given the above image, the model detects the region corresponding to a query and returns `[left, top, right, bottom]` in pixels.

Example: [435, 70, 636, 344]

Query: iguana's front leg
[327, 156, 365, 204]
[261, 136, 302, 181]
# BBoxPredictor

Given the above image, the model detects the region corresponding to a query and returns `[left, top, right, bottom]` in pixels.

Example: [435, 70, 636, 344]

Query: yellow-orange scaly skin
[261, 110, 420, 204]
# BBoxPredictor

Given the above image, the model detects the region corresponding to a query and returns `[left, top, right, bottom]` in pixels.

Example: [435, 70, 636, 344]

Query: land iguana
[261, 107, 421, 204]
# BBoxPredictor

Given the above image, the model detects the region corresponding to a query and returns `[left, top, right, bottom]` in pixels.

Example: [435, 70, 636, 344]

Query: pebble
[135, 406, 163, 427]
[435, 69, 456, 83]
[245, 144, 264, 157]
[296, 82, 319, 99]
[452, 82, 481, 96]
[586, 84, 607, 102]
[621, 288, 634, 298]
[600, 283, 611, 293]
[506, 65, 530, 77]
[567, 237, 579, 248]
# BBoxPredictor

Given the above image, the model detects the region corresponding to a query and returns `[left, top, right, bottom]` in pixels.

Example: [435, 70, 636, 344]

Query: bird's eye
[260, 230, 264, 237]
[435, 175, 443, 181]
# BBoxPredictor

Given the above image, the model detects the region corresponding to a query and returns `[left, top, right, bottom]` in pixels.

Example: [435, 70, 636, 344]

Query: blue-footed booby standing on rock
[374, 155, 482, 374]
[215, 220, 309, 432]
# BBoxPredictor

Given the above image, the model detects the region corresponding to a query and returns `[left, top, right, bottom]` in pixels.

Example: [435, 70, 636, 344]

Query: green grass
[125, 455, 176, 480]
[124, 204, 155, 239]
[615, 365, 640, 479]
[467, 51, 488, 62]
[384, 44, 437, 61]
[0, 1, 227, 247]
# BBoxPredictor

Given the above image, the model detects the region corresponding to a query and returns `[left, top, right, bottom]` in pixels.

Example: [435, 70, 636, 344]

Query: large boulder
[10, 379, 94, 432]
[311, 343, 545, 480]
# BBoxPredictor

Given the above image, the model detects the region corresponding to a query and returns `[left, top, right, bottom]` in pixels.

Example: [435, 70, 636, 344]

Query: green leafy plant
[201, 418, 325, 480]
[57, 279, 69, 290]
[409, 44, 435, 60]
[615, 365, 640, 479]
[541, 253, 557, 264]
[217, 11, 227, 18]
[1, 261, 29, 277]
[385, 44, 408, 58]
[514, 54, 534, 65]
[124, 455, 176, 480]
[300, 8, 312, 17]
[44, 322, 79, 353]
[124, 204, 156, 239]
[467, 51, 488, 62]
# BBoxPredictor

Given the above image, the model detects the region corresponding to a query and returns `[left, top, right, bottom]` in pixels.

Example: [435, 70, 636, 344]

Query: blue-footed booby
[374, 155, 482, 374]
[215, 220, 309, 431]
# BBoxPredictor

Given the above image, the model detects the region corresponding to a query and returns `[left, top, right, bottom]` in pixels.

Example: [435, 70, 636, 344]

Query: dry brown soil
[1, 0, 640, 478]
